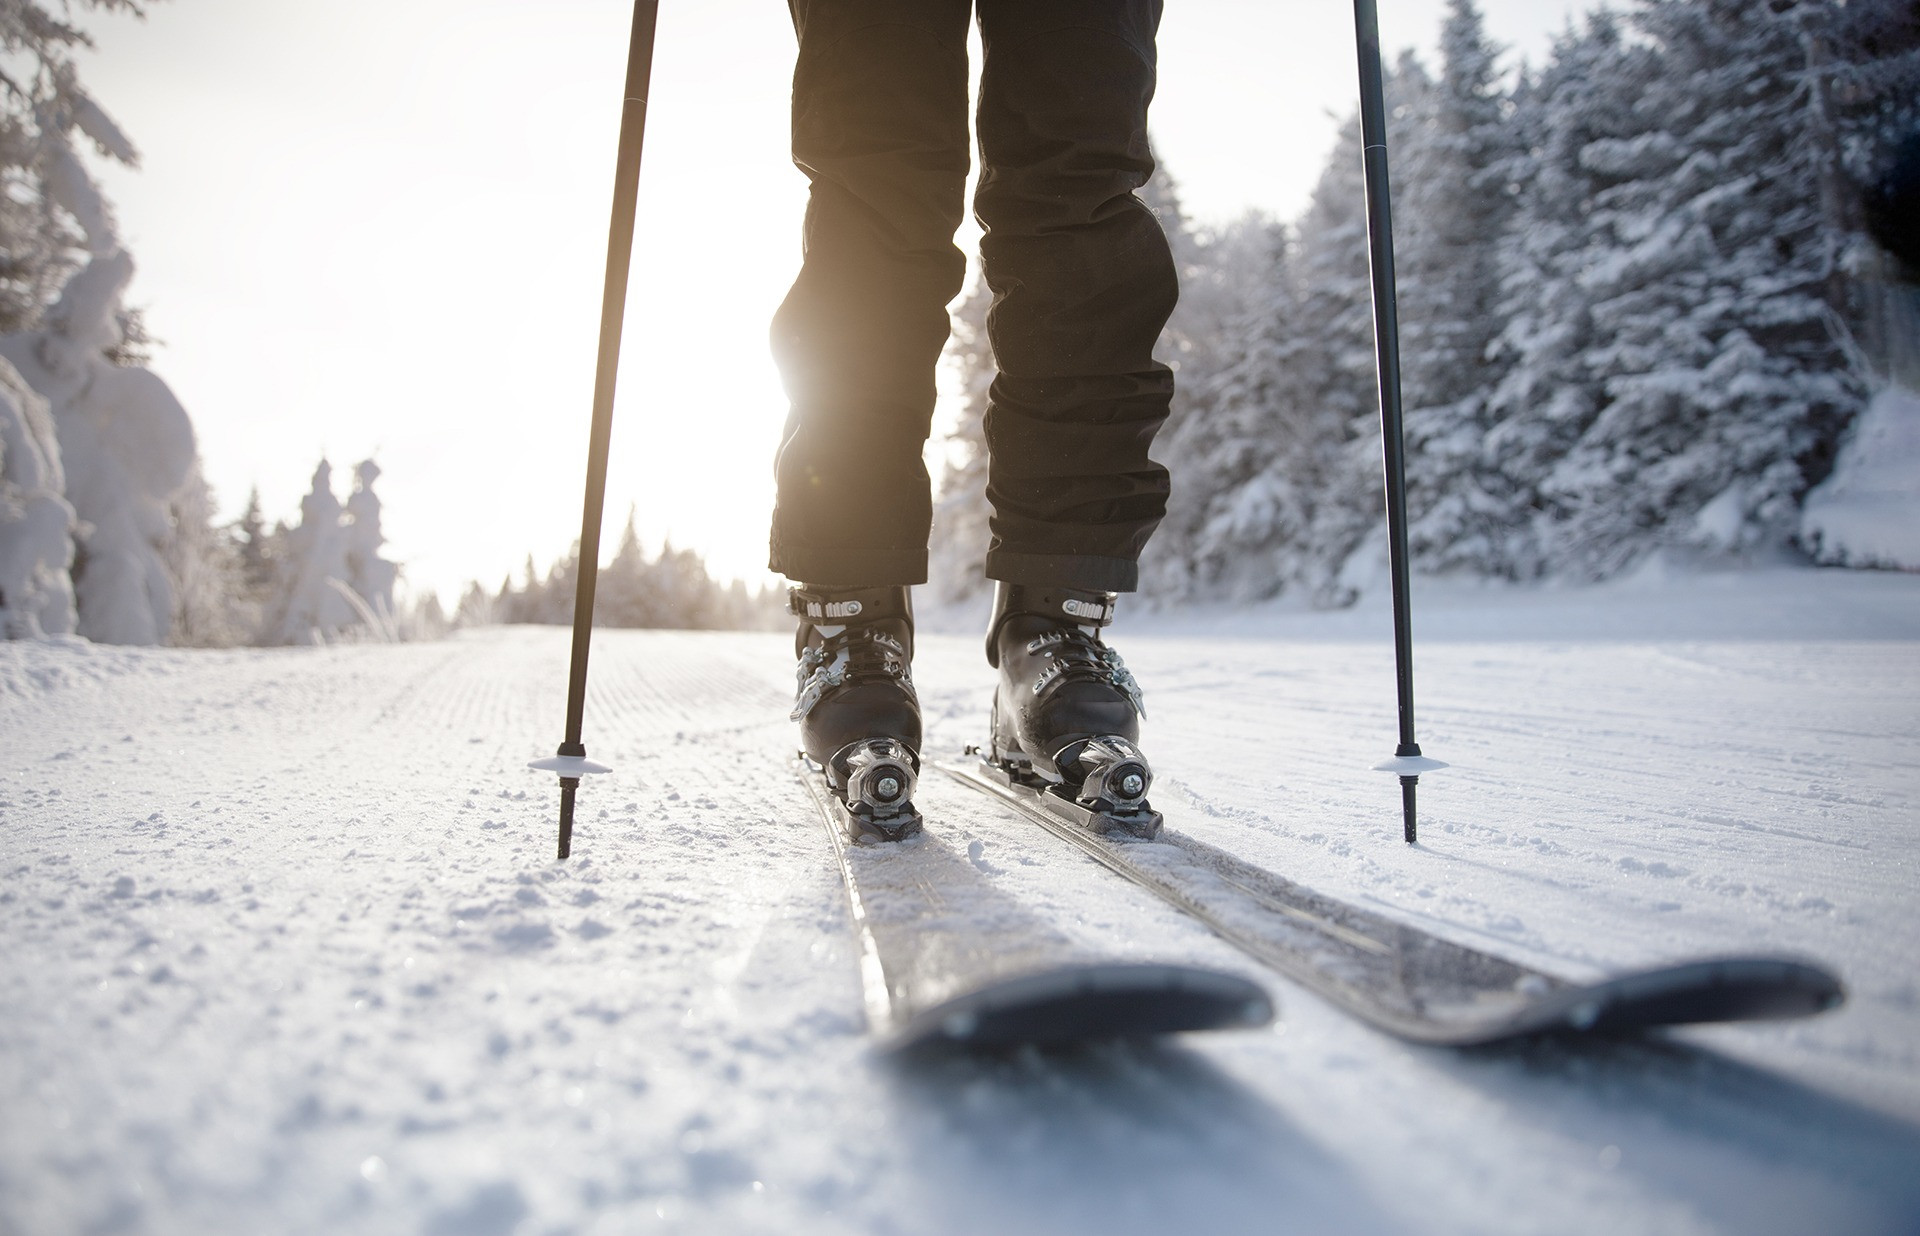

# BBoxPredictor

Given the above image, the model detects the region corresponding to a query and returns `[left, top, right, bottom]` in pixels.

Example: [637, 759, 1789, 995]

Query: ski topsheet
[795, 757, 1274, 1051]
[940, 757, 1845, 1046]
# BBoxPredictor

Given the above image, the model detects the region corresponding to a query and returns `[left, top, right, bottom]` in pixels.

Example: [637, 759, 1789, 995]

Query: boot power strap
[788, 584, 909, 625]
[1004, 584, 1116, 629]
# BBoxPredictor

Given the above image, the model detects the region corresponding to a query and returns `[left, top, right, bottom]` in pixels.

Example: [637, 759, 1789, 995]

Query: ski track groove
[2, 625, 1918, 1235]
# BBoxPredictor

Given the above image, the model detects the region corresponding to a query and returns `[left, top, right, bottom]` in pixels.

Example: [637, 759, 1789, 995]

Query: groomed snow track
[4, 588, 1919, 1234]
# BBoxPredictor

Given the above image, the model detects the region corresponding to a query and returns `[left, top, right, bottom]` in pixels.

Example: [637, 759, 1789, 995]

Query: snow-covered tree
[594, 507, 662, 627]
[1137, 172, 1290, 600]
[454, 580, 495, 627]
[0, 250, 195, 643]
[341, 458, 398, 619]
[1534, 0, 1867, 574]
[1141, 94, 1418, 606]
[1389, 2, 1532, 574]
[1480, 12, 1638, 578]
[0, 1, 256, 645]
[0, 353, 74, 636]
[234, 486, 278, 599]
[264, 459, 357, 643]
[162, 461, 251, 647]
[0, 0, 153, 338]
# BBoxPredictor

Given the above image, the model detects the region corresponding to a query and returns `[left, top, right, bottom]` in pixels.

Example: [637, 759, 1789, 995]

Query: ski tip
[1459, 956, 1849, 1045]
[1372, 754, 1448, 776]
[528, 755, 612, 777]
[883, 963, 1275, 1054]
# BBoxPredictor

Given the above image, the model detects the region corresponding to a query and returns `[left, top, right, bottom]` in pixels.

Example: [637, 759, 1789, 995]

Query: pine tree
[1138, 193, 1287, 600]
[594, 506, 660, 627]
[1538, 0, 1866, 575]
[162, 461, 251, 647]
[454, 580, 494, 627]
[235, 486, 276, 594]
[0, 0, 152, 335]
[1139, 219, 1300, 600]
[1481, 12, 1639, 578]
[1386, 1, 1532, 574]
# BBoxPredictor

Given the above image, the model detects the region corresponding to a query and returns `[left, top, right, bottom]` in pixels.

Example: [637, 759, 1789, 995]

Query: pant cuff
[985, 550, 1139, 593]
[770, 541, 928, 587]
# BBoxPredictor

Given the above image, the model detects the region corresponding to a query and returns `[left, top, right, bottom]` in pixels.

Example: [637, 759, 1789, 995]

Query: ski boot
[986, 583, 1161, 839]
[790, 583, 924, 843]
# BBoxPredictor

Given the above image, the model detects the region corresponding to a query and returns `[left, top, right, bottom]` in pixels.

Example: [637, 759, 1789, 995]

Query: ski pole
[529, 0, 661, 860]
[1352, 0, 1444, 844]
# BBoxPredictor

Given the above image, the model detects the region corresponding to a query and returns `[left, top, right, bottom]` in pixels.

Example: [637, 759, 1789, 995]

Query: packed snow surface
[3, 567, 1919, 1235]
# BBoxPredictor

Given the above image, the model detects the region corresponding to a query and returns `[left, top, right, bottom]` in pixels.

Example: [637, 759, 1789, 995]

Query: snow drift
[1801, 385, 1920, 571]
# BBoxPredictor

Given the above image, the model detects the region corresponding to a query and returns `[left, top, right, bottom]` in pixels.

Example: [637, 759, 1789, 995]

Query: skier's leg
[768, 0, 973, 588]
[972, 0, 1174, 595]
[771, 0, 970, 835]
[970, 0, 1171, 805]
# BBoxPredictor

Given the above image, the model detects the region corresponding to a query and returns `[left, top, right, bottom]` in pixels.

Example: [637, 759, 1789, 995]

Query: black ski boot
[986, 583, 1160, 838]
[790, 584, 923, 843]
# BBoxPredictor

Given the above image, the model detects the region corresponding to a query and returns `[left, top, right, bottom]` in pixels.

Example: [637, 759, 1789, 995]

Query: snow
[1801, 385, 1920, 571]
[3, 568, 1919, 1234]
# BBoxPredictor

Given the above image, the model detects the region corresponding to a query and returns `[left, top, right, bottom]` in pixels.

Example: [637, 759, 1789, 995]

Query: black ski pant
[767, 0, 1175, 593]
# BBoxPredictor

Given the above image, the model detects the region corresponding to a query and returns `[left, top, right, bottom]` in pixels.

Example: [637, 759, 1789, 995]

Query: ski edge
[796, 756, 898, 1038]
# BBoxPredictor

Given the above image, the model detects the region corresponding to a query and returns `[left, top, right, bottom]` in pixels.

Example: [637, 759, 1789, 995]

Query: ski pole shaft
[1353, 0, 1425, 844]
[554, 0, 661, 860]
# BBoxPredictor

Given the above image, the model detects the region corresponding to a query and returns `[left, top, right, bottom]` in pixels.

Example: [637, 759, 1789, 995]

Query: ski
[939, 755, 1845, 1046]
[795, 755, 1274, 1051]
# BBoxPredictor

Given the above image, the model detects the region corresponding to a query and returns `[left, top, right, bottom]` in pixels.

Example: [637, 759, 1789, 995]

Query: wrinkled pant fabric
[767, 0, 1175, 592]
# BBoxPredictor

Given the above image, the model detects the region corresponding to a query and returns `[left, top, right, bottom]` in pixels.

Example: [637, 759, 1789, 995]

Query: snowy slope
[3, 568, 1918, 1235]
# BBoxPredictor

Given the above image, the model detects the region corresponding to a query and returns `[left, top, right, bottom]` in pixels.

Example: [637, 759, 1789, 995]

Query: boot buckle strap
[788, 584, 907, 623]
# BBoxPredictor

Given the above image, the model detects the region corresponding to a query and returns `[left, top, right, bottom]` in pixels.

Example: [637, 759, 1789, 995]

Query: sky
[81, 0, 1586, 604]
